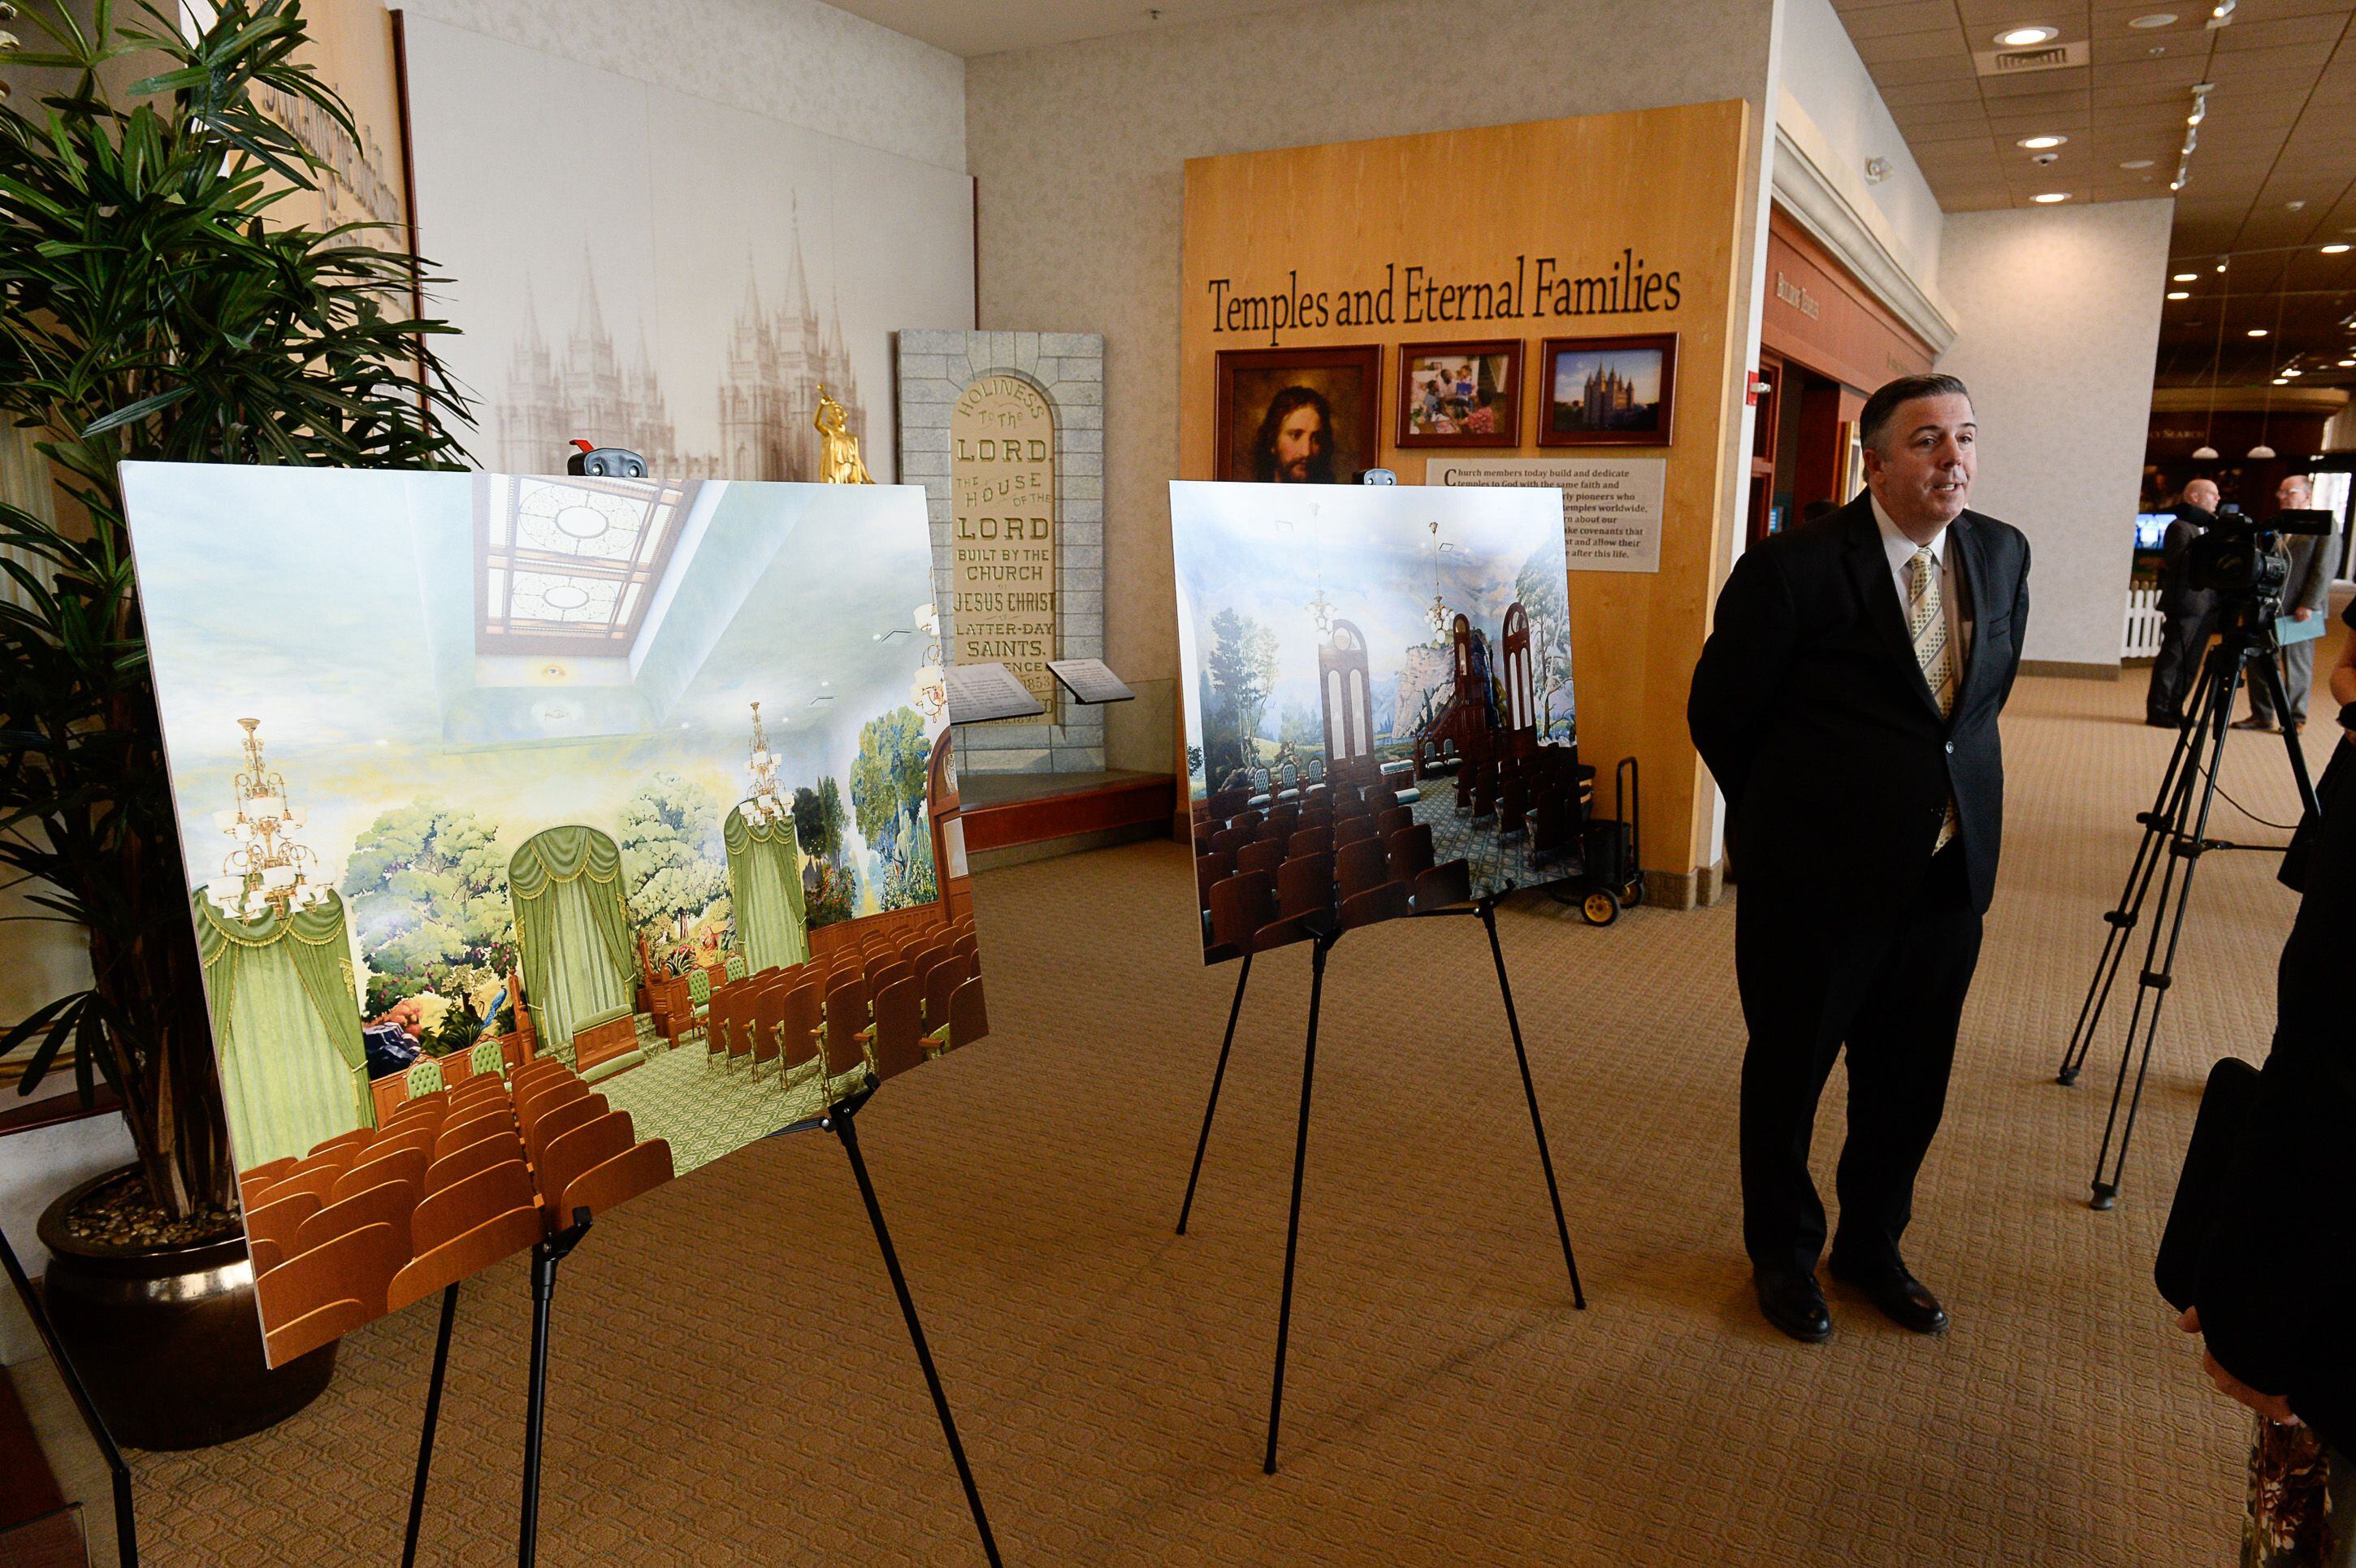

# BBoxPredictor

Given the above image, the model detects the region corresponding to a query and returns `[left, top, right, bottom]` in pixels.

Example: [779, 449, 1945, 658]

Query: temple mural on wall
[402, 17, 972, 488]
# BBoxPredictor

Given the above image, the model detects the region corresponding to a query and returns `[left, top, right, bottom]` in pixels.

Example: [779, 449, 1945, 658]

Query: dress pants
[1735, 842, 1982, 1279]
[2249, 637, 2315, 726]
[2146, 606, 2214, 721]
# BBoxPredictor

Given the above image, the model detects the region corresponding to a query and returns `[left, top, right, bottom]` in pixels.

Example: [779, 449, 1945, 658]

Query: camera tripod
[2054, 610, 2319, 1209]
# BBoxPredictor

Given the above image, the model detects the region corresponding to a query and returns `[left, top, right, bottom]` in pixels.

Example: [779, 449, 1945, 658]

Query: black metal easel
[2053, 620, 2319, 1209]
[399, 1207, 592, 1568]
[1175, 896, 1586, 1474]
[0, 1221, 138, 1566]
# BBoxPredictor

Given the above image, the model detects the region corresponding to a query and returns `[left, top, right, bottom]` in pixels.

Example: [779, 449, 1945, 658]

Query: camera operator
[2178, 589, 2356, 1565]
[2237, 474, 2331, 734]
[2149, 478, 2222, 727]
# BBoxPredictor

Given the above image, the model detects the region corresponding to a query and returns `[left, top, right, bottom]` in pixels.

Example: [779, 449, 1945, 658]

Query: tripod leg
[1177, 951, 1254, 1235]
[1479, 902, 1585, 1307]
[2058, 650, 2215, 1085]
[402, 1283, 460, 1568]
[1266, 931, 1332, 1475]
[2089, 648, 2244, 1209]
[833, 1111, 1003, 1568]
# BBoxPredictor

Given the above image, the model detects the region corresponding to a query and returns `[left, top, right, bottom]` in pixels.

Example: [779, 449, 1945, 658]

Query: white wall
[394, 0, 967, 174]
[1937, 199, 2173, 669]
[1776, 0, 1942, 287]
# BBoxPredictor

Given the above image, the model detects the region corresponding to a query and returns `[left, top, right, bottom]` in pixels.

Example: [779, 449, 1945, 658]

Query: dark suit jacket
[1687, 493, 2032, 917]
[2195, 741, 2356, 1453]
[2159, 505, 2216, 618]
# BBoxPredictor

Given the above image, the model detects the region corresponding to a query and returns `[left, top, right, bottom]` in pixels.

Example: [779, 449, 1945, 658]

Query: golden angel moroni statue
[813, 384, 873, 484]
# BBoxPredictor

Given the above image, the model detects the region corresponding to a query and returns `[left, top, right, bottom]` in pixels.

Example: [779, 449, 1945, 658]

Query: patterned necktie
[1908, 547, 1960, 853]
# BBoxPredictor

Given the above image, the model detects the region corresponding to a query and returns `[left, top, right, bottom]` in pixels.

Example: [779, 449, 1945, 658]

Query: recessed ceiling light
[2172, 272, 2198, 281]
[2324, 244, 2353, 254]
[2282, 368, 2302, 377]
[2128, 11, 2177, 25]
[2272, 377, 2289, 385]
[2167, 290, 2190, 299]
[2032, 192, 2070, 203]
[2248, 327, 2269, 337]
[1996, 24, 2060, 45]
[2121, 159, 2157, 170]
[2018, 135, 2068, 149]
[2340, 359, 2356, 368]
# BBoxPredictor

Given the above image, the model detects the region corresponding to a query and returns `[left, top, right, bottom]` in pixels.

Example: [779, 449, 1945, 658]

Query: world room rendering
[120, 463, 983, 1364]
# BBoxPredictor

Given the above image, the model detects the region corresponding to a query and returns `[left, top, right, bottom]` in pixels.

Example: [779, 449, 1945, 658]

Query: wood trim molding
[1770, 97, 1957, 357]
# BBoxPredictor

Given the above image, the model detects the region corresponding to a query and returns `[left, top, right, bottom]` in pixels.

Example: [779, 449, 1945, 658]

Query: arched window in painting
[1320, 619, 1374, 763]
[1501, 602, 1535, 734]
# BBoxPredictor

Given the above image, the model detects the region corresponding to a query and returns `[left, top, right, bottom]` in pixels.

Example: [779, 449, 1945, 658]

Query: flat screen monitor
[2134, 513, 2172, 550]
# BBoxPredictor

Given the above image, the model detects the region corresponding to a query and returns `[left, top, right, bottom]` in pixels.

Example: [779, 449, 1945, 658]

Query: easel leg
[1177, 951, 1254, 1234]
[1478, 902, 1586, 1308]
[518, 1214, 590, 1568]
[402, 1283, 459, 1568]
[832, 1109, 1003, 1568]
[1266, 930, 1334, 1475]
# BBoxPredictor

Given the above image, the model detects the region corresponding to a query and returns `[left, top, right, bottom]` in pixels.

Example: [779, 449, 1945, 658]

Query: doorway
[1748, 352, 1849, 548]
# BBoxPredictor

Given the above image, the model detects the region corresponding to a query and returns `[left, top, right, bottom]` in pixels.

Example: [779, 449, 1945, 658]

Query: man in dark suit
[1688, 373, 2031, 1343]
[2146, 477, 2220, 727]
[2241, 473, 2331, 734]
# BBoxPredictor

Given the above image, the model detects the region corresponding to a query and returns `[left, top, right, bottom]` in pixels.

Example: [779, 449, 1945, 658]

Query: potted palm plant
[0, 0, 468, 1446]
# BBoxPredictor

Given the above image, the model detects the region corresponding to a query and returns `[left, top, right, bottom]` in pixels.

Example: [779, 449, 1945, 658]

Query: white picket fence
[2123, 586, 2165, 659]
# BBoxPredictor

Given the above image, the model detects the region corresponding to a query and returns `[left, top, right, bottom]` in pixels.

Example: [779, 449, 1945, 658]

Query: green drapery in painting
[723, 804, 808, 971]
[509, 826, 635, 1063]
[193, 890, 371, 1172]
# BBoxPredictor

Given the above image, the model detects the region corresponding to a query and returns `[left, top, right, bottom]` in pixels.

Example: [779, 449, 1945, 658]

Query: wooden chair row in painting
[1454, 741, 1589, 864]
[1192, 778, 1423, 919]
[233, 1055, 675, 1365]
[1198, 752, 1392, 825]
[1199, 821, 1474, 961]
[664, 916, 985, 1090]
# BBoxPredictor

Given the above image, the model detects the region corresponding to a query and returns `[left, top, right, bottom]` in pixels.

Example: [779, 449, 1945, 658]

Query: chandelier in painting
[910, 603, 947, 719]
[743, 701, 790, 829]
[205, 718, 326, 919]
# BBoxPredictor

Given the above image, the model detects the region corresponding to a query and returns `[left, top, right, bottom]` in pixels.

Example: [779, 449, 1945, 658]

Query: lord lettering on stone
[951, 374, 1060, 721]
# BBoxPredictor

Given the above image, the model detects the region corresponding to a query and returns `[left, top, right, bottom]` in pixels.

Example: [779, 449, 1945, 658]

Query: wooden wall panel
[1179, 102, 1752, 884]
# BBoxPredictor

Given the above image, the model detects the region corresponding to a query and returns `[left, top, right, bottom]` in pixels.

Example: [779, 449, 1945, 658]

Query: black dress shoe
[1753, 1268, 1833, 1344]
[1829, 1258, 1948, 1334]
[2231, 717, 2279, 733]
[2144, 715, 2179, 729]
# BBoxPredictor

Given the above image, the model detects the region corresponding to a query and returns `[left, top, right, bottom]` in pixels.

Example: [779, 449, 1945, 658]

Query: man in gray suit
[2240, 474, 2332, 734]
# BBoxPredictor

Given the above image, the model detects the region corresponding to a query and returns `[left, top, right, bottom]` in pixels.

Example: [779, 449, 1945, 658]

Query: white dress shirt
[1869, 493, 1972, 673]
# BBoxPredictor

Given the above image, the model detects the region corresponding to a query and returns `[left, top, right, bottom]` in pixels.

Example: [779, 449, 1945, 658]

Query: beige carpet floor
[117, 673, 2337, 1564]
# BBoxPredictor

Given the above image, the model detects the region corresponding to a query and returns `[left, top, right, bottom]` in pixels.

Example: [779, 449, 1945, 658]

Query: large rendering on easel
[120, 463, 998, 1566]
[1169, 479, 1593, 1472]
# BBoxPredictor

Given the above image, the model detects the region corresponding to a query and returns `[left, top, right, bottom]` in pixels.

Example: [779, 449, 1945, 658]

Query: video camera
[2184, 504, 2335, 625]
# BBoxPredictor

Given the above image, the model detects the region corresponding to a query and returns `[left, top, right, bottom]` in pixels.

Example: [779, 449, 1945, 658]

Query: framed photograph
[1538, 332, 1678, 448]
[1395, 339, 1522, 448]
[1215, 344, 1383, 483]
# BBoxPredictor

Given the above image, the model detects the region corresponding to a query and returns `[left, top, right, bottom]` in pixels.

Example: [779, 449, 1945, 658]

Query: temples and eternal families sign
[1431, 456, 1666, 574]
[899, 331, 1107, 773]
[951, 375, 1059, 717]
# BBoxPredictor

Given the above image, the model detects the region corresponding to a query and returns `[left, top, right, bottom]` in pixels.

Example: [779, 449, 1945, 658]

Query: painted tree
[1203, 607, 1278, 781]
[341, 803, 513, 990]
[1514, 552, 1576, 741]
[850, 706, 937, 909]
[618, 771, 725, 942]
[792, 778, 858, 925]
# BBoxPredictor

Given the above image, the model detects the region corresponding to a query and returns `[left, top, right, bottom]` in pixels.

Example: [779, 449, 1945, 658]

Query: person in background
[1688, 372, 2030, 1345]
[2241, 474, 2329, 734]
[2148, 477, 2222, 727]
[2179, 585, 2356, 1566]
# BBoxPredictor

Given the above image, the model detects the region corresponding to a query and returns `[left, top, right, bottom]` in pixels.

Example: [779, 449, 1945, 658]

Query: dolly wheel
[1621, 876, 1645, 908]
[1581, 890, 1620, 927]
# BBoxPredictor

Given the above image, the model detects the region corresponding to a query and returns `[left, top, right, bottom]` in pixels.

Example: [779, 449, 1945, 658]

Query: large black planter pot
[37, 1167, 336, 1451]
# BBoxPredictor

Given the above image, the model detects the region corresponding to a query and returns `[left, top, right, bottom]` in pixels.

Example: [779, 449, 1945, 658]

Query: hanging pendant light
[2248, 268, 2287, 460]
[2191, 257, 2227, 460]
